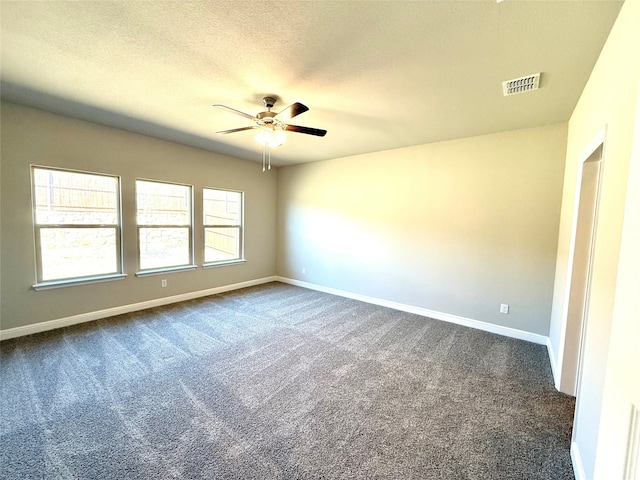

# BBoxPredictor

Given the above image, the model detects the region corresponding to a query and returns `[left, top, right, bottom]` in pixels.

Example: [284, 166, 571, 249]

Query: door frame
[555, 126, 606, 395]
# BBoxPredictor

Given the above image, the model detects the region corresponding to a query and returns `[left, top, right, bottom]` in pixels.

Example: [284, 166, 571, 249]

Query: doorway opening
[556, 131, 604, 396]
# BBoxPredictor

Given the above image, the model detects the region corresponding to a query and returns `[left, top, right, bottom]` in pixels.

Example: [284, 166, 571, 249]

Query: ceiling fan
[213, 96, 327, 171]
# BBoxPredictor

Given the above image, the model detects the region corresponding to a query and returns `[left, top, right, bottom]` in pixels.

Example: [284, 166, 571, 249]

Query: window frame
[135, 178, 196, 276]
[203, 187, 245, 267]
[31, 165, 126, 290]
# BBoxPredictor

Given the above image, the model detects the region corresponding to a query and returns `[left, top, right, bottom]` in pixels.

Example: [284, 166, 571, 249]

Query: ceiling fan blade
[275, 102, 309, 121]
[212, 104, 256, 121]
[285, 124, 327, 137]
[216, 126, 257, 134]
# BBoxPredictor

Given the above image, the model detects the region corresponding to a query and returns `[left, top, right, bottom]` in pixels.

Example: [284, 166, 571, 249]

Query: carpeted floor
[0, 282, 575, 479]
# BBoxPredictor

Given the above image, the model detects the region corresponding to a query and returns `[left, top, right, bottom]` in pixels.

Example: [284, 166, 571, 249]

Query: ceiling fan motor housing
[256, 111, 277, 120]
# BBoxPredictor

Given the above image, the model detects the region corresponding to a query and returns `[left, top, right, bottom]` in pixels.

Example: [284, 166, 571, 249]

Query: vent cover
[502, 73, 540, 96]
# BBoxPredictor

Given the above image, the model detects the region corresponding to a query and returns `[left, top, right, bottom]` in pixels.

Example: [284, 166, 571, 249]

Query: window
[32, 167, 123, 285]
[203, 188, 243, 264]
[136, 180, 193, 272]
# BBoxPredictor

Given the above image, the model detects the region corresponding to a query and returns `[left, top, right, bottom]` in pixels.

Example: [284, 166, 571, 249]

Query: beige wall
[277, 124, 567, 336]
[546, 0, 640, 477]
[593, 77, 640, 480]
[0, 103, 277, 332]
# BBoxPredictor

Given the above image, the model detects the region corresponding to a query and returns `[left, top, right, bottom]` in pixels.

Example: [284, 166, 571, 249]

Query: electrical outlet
[302, 267, 306, 274]
[500, 303, 509, 314]
[161, 279, 167, 288]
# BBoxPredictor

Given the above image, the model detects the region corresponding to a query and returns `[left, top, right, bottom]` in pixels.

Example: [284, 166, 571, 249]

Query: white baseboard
[571, 441, 587, 480]
[2, 275, 551, 349]
[276, 277, 549, 345]
[0, 276, 277, 341]
[546, 337, 561, 389]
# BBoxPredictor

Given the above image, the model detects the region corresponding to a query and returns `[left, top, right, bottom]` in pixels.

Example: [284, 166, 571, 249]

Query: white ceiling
[0, 1, 623, 167]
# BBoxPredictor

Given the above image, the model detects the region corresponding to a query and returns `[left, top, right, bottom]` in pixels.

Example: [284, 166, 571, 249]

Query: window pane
[33, 168, 118, 225]
[137, 180, 190, 226]
[204, 189, 241, 226]
[139, 227, 190, 270]
[39, 228, 118, 281]
[205, 227, 240, 262]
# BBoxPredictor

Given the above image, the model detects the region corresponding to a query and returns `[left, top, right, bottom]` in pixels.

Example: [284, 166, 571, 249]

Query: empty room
[1, 1, 639, 479]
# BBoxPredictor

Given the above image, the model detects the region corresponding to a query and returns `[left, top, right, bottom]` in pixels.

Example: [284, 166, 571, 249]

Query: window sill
[33, 273, 128, 291]
[203, 259, 246, 269]
[135, 265, 198, 277]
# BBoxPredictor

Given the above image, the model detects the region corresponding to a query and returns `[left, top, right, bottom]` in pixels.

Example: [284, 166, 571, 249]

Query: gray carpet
[0, 282, 575, 479]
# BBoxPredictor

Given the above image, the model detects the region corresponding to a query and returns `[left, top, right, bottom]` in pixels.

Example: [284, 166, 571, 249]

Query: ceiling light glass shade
[254, 128, 287, 147]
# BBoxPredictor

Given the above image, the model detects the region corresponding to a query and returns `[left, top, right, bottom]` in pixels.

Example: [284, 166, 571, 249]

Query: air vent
[502, 73, 540, 96]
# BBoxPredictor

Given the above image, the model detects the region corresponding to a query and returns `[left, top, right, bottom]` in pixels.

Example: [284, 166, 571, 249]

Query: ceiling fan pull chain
[268, 148, 271, 170]
[262, 144, 266, 172]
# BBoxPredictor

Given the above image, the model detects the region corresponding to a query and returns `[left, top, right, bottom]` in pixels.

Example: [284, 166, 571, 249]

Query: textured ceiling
[0, 1, 623, 167]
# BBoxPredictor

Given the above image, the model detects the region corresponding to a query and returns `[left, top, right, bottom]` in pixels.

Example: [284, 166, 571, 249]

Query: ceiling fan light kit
[254, 128, 287, 148]
[213, 96, 327, 171]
